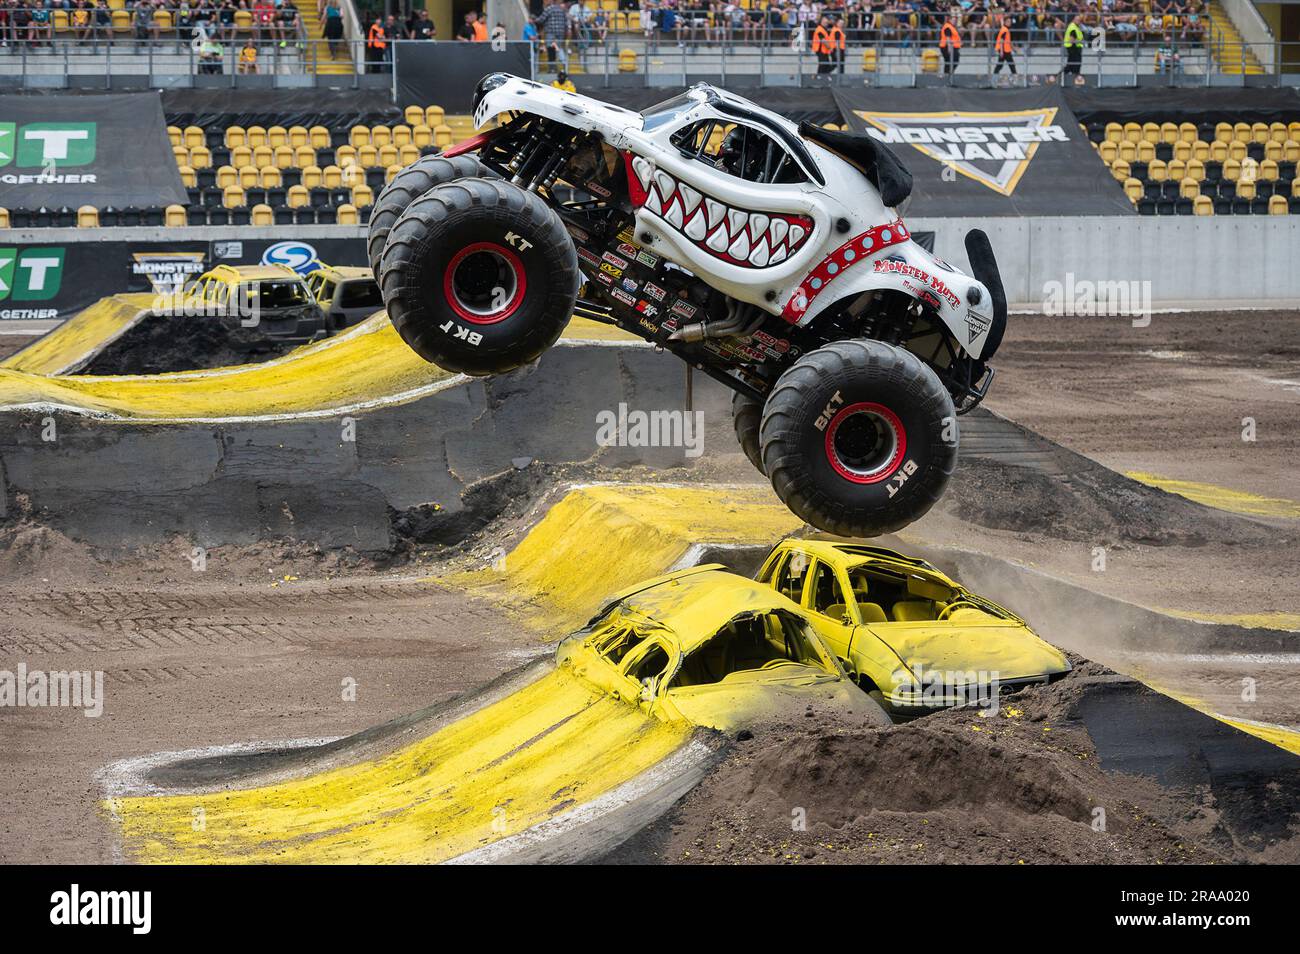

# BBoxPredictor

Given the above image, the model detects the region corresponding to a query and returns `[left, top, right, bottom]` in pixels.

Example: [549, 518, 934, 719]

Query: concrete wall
[9, 217, 1300, 311]
[909, 215, 1300, 310]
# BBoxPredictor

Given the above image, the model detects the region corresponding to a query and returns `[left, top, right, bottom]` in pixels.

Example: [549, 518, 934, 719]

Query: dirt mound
[606, 661, 1300, 865]
[81, 313, 300, 375]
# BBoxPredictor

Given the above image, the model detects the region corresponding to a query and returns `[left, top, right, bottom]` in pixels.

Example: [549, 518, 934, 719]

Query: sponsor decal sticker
[260, 240, 318, 274]
[636, 250, 660, 269]
[610, 286, 637, 307]
[0, 247, 65, 302]
[577, 247, 602, 268]
[601, 251, 629, 270]
[873, 258, 960, 308]
[670, 299, 697, 319]
[643, 282, 666, 302]
[130, 251, 207, 295]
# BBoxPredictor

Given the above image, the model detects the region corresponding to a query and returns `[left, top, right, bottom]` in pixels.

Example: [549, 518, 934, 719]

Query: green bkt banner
[0, 93, 187, 211]
[0, 247, 66, 319]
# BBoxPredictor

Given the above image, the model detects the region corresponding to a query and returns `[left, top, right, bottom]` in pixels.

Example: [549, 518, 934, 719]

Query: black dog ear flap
[798, 121, 913, 208]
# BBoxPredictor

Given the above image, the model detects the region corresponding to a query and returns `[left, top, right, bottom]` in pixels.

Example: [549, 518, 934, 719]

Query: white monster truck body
[374, 74, 1010, 537]
[471, 76, 1000, 362]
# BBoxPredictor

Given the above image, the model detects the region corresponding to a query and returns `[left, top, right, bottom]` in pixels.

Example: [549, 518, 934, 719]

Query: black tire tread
[759, 339, 957, 537]
[379, 177, 578, 375]
[731, 390, 766, 475]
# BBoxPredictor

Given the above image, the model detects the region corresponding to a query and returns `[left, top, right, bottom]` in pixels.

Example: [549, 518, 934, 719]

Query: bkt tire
[731, 390, 766, 476]
[366, 154, 497, 281]
[760, 340, 957, 537]
[379, 177, 578, 376]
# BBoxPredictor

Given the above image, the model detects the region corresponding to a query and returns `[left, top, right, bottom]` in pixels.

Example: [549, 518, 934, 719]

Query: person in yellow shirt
[551, 68, 576, 92]
[238, 39, 259, 74]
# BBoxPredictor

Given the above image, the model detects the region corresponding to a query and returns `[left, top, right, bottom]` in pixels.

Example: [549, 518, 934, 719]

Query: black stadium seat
[231, 208, 251, 226]
[274, 206, 294, 225]
[187, 206, 208, 226]
[196, 168, 217, 189]
[309, 187, 331, 208]
[142, 207, 165, 226]
[366, 168, 386, 190]
[9, 209, 32, 228]
[294, 207, 317, 224]
[1290, 196, 1300, 214]
[54, 206, 76, 227]
[1137, 197, 1157, 215]
[210, 148, 231, 168]
[1232, 196, 1252, 215]
[201, 187, 224, 207]
[329, 188, 351, 207]
[1214, 196, 1233, 215]
[1217, 180, 1236, 198]
[265, 187, 286, 207]
[1175, 197, 1193, 215]
[245, 188, 267, 207]
[317, 206, 337, 224]
[1203, 160, 1222, 183]
[1130, 160, 1148, 181]
[1247, 142, 1264, 162]
[1155, 143, 1173, 162]
[281, 169, 302, 188]
[120, 207, 142, 226]
[208, 208, 230, 225]
[98, 206, 118, 227]
[358, 206, 372, 224]
[1250, 197, 1271, 214]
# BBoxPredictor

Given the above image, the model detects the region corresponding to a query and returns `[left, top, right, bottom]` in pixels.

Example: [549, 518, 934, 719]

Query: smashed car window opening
[670, 611, 822, 689]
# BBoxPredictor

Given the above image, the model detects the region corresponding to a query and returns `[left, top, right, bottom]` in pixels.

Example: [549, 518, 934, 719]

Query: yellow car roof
[607, 567, 804, 654]
[307, 260, 373, 280]
[779, 539, 947, 576]
[207, 265, 301, 283]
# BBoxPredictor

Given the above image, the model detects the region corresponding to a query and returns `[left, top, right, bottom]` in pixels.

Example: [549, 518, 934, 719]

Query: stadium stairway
[298, 3, 353, 75]
[1208, 1, 1265, 75]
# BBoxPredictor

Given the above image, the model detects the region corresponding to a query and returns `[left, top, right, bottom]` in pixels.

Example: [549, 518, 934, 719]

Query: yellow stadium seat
[286, 185, 310, 208]
[1232, 122, 1250, 142]
[1193, 195, 1213, 216]
[357, 144, 378, 168]
[337, 203, 360, 225]
[371, 126, 392, 148]
[1167, 159, 1186, 181]
[1191, 140, 1209, 162]
[216, 165, 238, 188]
[251, 145, 273, 168]
[1111, 159, 1130, 182]
[412, 124, 433, 148]
[1117, 141, 1137, 162]
[183, 126, 204, 149]
[165, 204, 187, 228]
[154, 9, 172, 28]
[225, 126, 247, 149]
[300, 165, 323, 189]
[1223, 158, 1242, 182]
[1147, 159, 1167, 182]
[53, 10, 69, 29]
[349, 125, 370, 148]
[1286, 141, 1300, 163]
[1269, 122, 1288, 144]
[1099, 141, 1118, 164]
[322, 164, 344, 188]
[1122, 122, 1141, 143]
[76, 205, 99, 228]
[1269, 195, 1288, 215]
[1260, 159, 1279, 181]
[385, 163, 402, 183]
[1136, 141, 1155, 163]
[251, 204, 274, 226]
[424, 106, 445, 126]
[1236, 179, 1256, 200]
[339, 162, 365, 188]
[238, 165, 260, 189]
[1158, 122, 1178, 144]
[434, 124, 453, 148]
[404, 105, 425, 126]
[1177, 122, 1197, 144]
[1264, 141, 1281, 162]
[1179, 177, 1199, 200]
[351, 184, 374, 208]
[378, 144, 399, 167]
[391, 125, 412, 146]
[920, 48, 940, 73]
[398, 143, 420, 165]
[111, 9, 130, 30]
[1141, 122, 1160, 144]
[1124, 177, 1142, 203]
[288, 126, 309, 148]
[188, 146, 211, 169]
[1228, 141, 1247, 161]
[293, 146, 315, 168]
[1214, 122, 1233, 143]
[1250, 122, 1268, 144]
[273, 145, 295, 169]
[1104, 122, 1122, 143]
[259, 165, 282, 187]
[0, 208, 9, 229]
[246, 125, 268, 148]
[1294, 179, 1300, 199]
[1172, 141, 1191, 162]
[862, 48, 877, 72]
[267, 125, 288, 148]
[172, 145, 188, 166]
[234, 8, 252, 28]
[335, 145, 358, 167]
[1209, 141, 1228, 162]
[167, 126, 182, 147]
[1289, 122, 1300, 143]
[1186, 158, 1205, 182]
[230, 145, 253, 168]
[178, 164, 196, 188]
[309, 126, 331, 150]
[222, 185, 246, 209]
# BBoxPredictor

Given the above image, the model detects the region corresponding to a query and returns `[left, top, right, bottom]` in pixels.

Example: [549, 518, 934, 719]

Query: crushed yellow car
[558, 566, 890, 733]
[757, 540, 1071, 716]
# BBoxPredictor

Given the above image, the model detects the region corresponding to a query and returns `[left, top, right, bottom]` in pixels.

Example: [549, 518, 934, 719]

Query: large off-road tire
[366, 154, 497, 281]
[379, 177, 578, 376]
[760, 340, 957, 537]
[732, 391, 766, 475]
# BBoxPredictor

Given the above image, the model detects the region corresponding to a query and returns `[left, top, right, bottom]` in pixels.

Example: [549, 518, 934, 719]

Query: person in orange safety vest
[994, 16, 1016, 75]
[938, 15, 961, 76]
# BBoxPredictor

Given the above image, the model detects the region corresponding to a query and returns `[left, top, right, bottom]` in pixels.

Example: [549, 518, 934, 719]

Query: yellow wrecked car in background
[558, 567, 890, 733]
[757, 540, 1070, 716]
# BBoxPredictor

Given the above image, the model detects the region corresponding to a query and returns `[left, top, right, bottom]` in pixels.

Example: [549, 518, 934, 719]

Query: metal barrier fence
[1, 27, 1298, 87]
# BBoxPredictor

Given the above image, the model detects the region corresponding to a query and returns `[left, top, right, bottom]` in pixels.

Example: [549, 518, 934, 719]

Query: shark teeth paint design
[630, 163, 814, 269]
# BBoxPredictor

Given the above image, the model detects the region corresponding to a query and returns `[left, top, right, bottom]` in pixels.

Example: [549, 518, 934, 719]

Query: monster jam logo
[131, 252, 207, 295]
[0, 123, 98, 184]
[854, 109, 1064, 196]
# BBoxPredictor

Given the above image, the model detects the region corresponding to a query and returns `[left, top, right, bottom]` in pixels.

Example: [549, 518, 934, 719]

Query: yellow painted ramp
[467, 483, 801, 629]
[1, 293, 153, 375]
[107, 667, 692, 864]
[0, 311, 635, 422]
[1126, 472, 1300, 519]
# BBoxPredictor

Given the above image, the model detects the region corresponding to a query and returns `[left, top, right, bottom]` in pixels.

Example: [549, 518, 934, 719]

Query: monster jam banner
[833, 87, 1132, 216]
[0, 93, 187, 211]
[0, 237, 366, 322]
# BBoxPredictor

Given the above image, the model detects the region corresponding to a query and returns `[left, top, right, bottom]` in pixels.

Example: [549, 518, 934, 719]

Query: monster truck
[370, 75, 1008, 537]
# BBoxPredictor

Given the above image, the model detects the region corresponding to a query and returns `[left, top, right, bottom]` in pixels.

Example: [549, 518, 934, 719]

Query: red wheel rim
[824, 402, 907, 484]
[442, 241, 526, 325]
